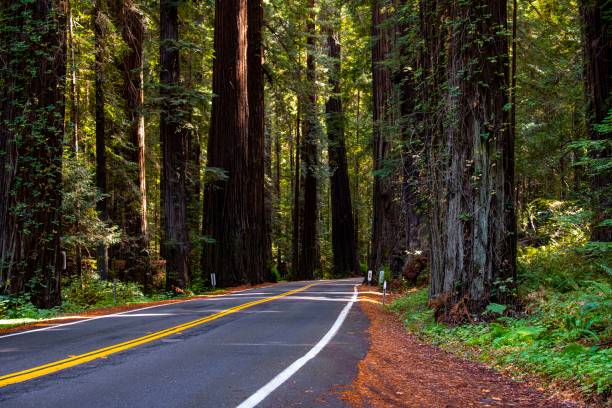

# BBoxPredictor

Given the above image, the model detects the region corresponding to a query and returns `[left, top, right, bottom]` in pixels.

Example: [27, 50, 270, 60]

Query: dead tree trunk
[0, 0, 66, 307]
[325, 30, 359, 277]
[160, 0, 190, 288]
[202, 0, 250, 287]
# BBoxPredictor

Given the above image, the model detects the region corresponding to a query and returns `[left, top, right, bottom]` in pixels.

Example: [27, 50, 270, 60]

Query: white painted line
[236, 284, 358, 408]
[0, 284, 289, 340]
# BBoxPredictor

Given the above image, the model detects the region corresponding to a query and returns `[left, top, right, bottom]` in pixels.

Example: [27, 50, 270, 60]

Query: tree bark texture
[160, 0, 190, 288]
[297, 0, 319, 280]
[109, 0, 149, 284]
[94, 0, 109, 280]
[429, 0, 516, 319]
[326, 31, 359, 277]
[580, 0, 611, 242]
[247, 0, 271, 283]
[202, 0, 250, 286]
[0, 0, 66, 307]
[370, 0, 402, 274]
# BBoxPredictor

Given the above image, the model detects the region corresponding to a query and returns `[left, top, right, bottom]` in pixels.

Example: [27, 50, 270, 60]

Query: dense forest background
[0, 0, 612, 394]
[0, 0, 610, 399]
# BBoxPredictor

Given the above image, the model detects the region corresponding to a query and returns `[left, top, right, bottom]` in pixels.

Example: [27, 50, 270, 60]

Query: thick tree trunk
[0, 0, 66, 307]
[202, 0, 250, 287]
[396, 0, 427, 265]
[297, 0, 319, 280]
[369, 0, 397, 275]
[429, 0, 515, 320]
[422, 0, 447, 299]
[326, 31, 359, 277]
[94, 0, 109, 280]
[580, 0, 611, 242]
[247, 0, 270, 283]
[160, 0, 190, 288]
[110, 0, 149, 284]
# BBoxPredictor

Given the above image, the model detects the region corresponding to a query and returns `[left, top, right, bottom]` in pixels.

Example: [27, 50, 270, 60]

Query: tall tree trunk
[94, 0, 109, 280]
[326, 30, 358, 277]
[369, 0, 395, 274]
[396, 0, 426, 265]
[298, 0, 319, 280]
[429, 0, 515, 320]
[202, 0, 249, 287]
[247, 0, 270, 283]
[184, 54, 201, 280]
[110, 0, 149, 284]
[421, 0, 447, 299]
[292, 109, 301, 276]
[0, 0, 66, 307]
[160, 0, 190, 288]
[580, 0, 611, 242]
[67, 0, 79, 154]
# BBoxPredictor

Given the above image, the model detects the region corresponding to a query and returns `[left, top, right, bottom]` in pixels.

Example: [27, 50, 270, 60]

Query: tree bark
[94, 0, 109, 280]
[247, 0, 271, 283]
[369, 0, 396, 274]
[109, 0, 149, 284]
[68, 0, 79, 154]
[580, 0, 611, 242]
[297, 0, 319, 280]
[0, 0, 66, 307]
[160, 0, 190, 288]
[202, 0, 250, 287]
[326, 30, 359, 277]
[292, 109, 301, 276]
[429, 0, 516, 320]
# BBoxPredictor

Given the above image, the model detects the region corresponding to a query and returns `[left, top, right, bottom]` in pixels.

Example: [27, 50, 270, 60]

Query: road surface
[0, 278, 369, 407]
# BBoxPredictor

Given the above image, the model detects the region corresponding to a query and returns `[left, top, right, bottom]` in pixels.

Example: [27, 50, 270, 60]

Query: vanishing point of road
[0, 278, 369, 407]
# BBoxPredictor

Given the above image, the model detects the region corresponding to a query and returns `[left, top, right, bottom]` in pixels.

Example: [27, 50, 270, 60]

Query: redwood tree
[0, 0, 66, 307]
[94, 0, 109, 280]
[580, 0, 611, 242]
[160, 0, 190, 288]
[247, 0, 271, 283]
[369, 0, 396, 274]
[114, 0, 149, 284]
[202, 0, 250, 286]
[297, 0, 319, 280]
[429, 0, 516, 319]
[325, 29, 359, 277]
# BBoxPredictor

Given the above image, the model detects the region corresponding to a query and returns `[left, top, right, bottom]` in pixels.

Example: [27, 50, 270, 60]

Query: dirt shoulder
[0, 282, 276, 335]
[342, 286, 584, 408]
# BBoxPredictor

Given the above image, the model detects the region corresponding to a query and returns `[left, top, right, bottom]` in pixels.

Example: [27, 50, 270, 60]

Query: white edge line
[236, 284, 358, 408]
[0, 283, 286, 340]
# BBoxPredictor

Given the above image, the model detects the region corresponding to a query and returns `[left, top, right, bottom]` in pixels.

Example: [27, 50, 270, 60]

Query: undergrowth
[391, 201, 611, 401]
[0, 274, 219, 328]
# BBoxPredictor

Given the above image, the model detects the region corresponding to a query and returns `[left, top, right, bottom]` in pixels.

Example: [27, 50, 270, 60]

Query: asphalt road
[0, 278, 369, 407]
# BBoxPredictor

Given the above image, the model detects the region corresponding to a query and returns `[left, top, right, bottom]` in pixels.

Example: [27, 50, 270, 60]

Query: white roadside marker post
[210, 273, 216, 289]
[367, 270, 372, 284]
[383, 280, 387, 306]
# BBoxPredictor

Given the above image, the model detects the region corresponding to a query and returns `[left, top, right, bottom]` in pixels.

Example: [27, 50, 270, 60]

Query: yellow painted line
[0, 283, 316, 388]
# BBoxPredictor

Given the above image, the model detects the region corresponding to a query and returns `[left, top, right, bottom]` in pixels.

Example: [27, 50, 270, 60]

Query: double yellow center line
[0, 283, 316, 388]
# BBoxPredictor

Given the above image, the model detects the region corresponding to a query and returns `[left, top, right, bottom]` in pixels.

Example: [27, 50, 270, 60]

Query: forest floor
[0, 282, 276, 335]
[342, 286, 586, 408]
